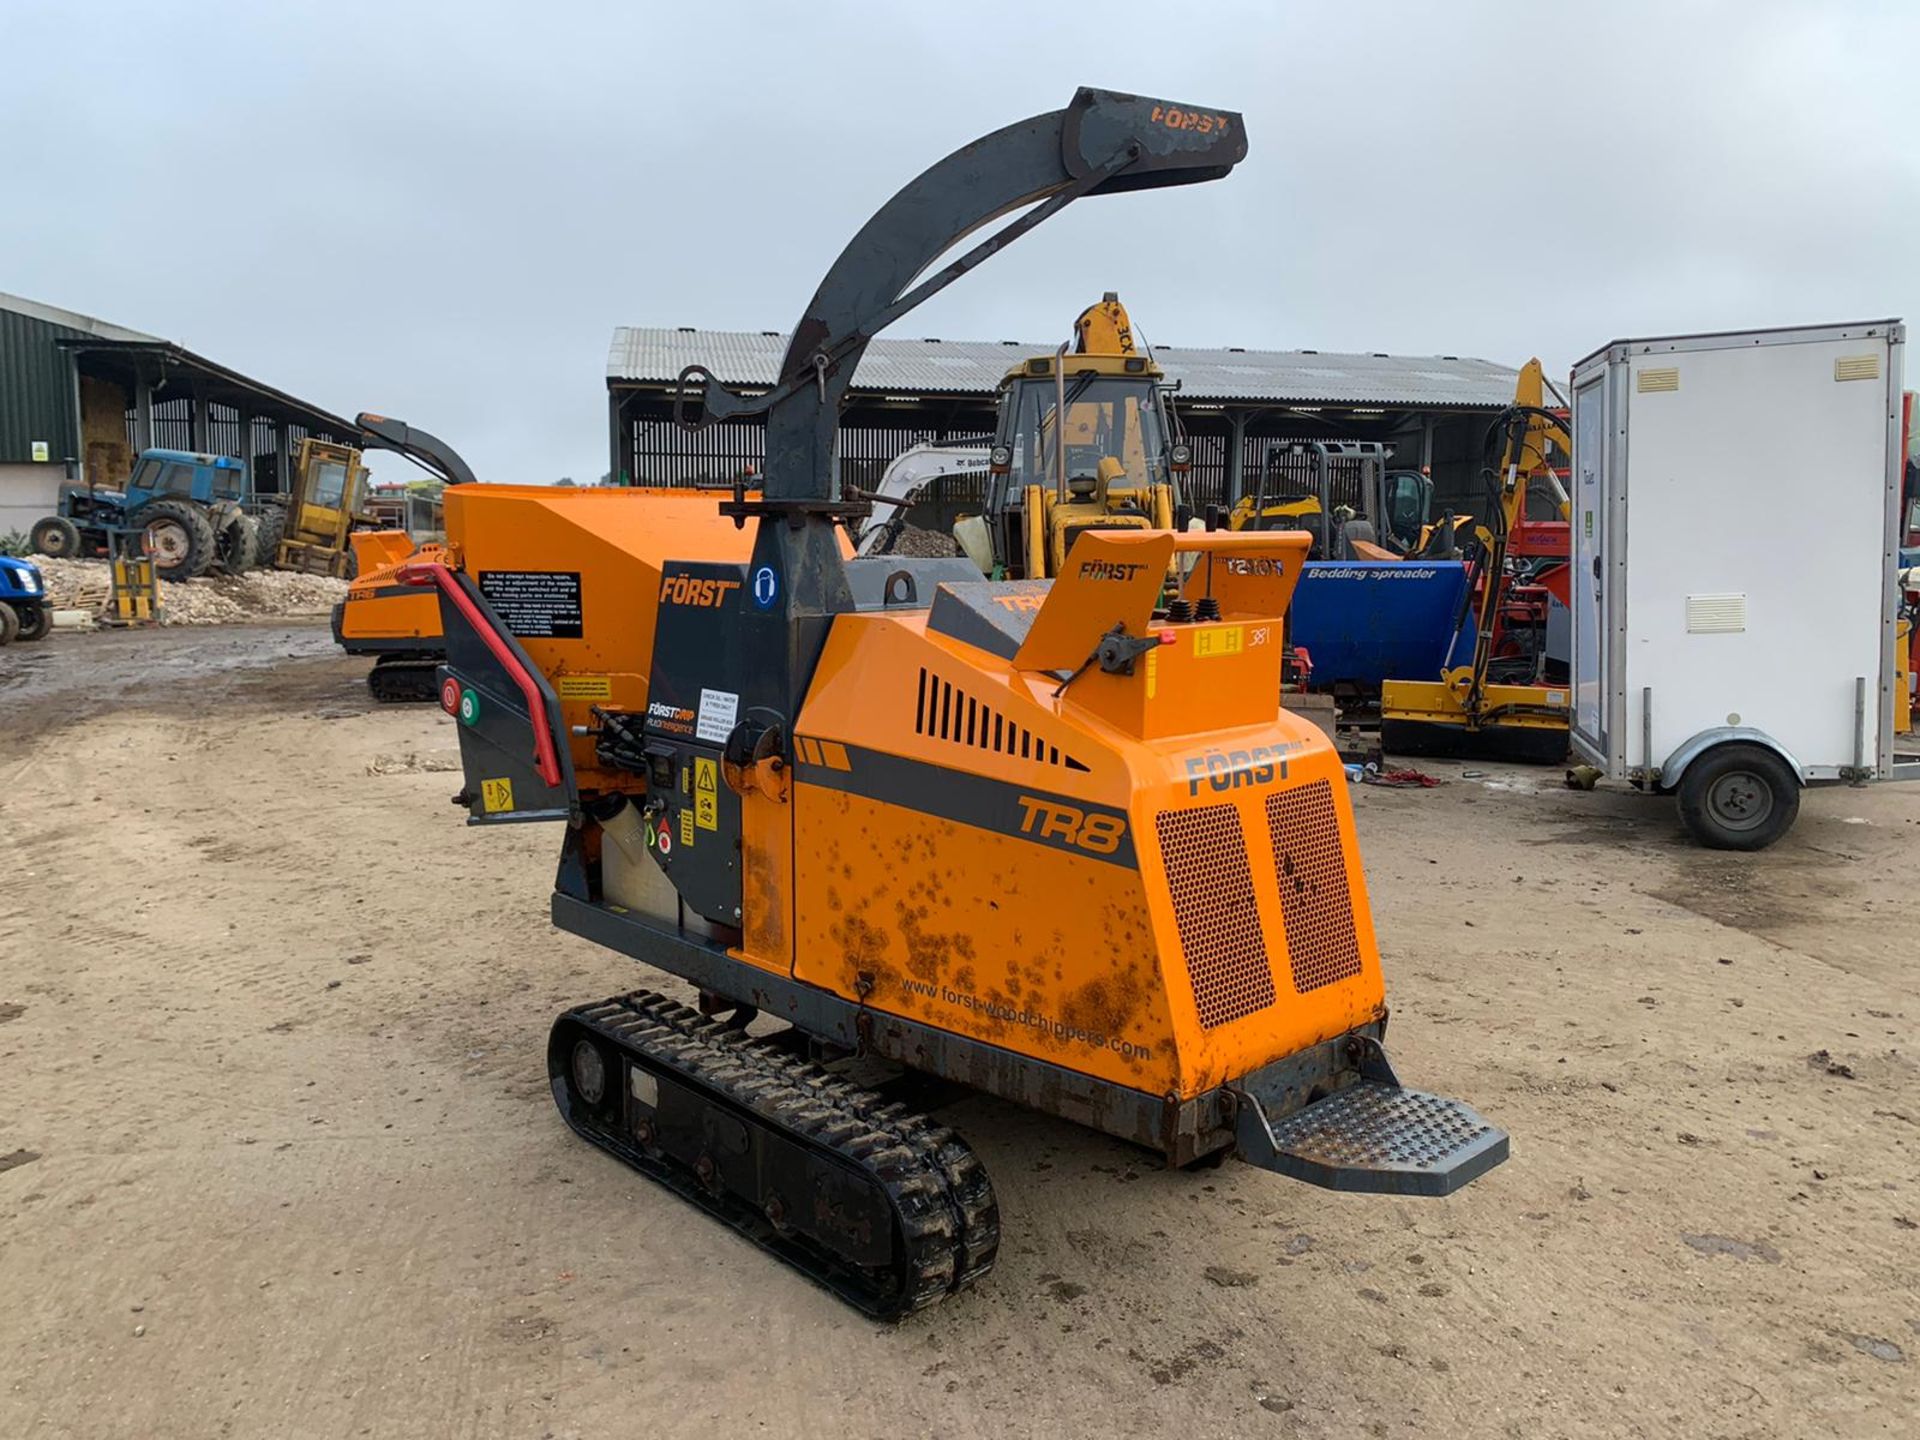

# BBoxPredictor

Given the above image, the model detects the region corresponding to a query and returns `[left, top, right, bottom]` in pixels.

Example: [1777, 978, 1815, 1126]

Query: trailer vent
[1155, 805, 1275, 1029]
[1637, 367, 1680, 393]
[1835, 354, 1881, 382]
[914, 667, 1088, 770]
[1685, 593, 1747, 634]
[1265, 783, 1362, 994]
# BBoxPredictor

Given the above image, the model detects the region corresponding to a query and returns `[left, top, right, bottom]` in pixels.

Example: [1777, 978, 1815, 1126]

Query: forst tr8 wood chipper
[409, 89, 1508, 1318]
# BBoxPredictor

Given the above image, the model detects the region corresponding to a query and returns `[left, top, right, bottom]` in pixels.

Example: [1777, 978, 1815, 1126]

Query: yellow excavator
[958, 293, 1184, 578]
[1379, 359, 1573, 762]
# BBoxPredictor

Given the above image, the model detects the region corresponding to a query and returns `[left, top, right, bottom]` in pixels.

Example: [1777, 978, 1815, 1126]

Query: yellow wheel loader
[413, 88, 1506, 1319]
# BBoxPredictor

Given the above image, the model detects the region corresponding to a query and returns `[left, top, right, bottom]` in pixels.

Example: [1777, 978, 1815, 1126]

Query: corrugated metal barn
[607, 327, 1534, 515]
[0, 291, 360, 535]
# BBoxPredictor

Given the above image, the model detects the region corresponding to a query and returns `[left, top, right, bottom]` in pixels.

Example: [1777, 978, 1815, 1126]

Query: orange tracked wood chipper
[411, 88, 1507, 1318]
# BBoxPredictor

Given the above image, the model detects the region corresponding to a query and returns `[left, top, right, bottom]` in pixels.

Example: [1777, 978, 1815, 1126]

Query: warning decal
[694, 756, 719, 830]
[557, 675, 613, 700]
[480, 777, 515, 812]
[478, 571, 583, 639]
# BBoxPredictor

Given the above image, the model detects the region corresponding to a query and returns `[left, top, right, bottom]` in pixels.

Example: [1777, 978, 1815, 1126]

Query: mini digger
[412, 89, 1507, 1319]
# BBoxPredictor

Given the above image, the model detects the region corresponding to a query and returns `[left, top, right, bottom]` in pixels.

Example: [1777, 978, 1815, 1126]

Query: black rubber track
[549, 990, 998, 1320]
[366, 656, 442, 703]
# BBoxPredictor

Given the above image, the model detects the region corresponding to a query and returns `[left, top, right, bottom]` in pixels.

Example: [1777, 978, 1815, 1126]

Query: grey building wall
[0, 461, 63, 536]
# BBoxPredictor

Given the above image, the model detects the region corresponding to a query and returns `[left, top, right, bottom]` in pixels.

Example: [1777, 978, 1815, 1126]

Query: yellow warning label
[1192, 625, 1244, 660]
[557, 675, 613, 700]
[679, 808, 695, 847]
[480, 777, 514, 813]
[1146, 648, 1158, 699]
[694, 757, 718, 830]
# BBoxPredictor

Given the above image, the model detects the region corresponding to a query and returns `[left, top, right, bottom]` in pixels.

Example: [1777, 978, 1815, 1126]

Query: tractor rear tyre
[216, 512, 260, 576]
[30, 515, 82, 559]
[0, 601, 18, 646]
[12, 603, 50, 642]
[253, 502, 286, 570]
[134, 500, 217, 581]
[1675, 742, 1800, 851]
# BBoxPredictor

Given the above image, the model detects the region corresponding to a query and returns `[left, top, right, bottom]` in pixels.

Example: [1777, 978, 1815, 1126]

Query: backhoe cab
[964, 293, 1187, 577]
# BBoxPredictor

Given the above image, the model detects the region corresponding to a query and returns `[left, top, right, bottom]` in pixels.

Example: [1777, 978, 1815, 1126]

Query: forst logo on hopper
[1080, 560, 1146, 583]
[659, 574, 742, 607]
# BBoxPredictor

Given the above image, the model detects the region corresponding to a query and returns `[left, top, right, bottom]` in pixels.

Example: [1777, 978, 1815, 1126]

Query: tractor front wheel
[134, 500, 217, 581]
[30, 515, 82, 559]
[12, 603, 50, 642]
[215, 512, 260, 576]
[252, 502, 286, 570]
[0, 601, 18, 646]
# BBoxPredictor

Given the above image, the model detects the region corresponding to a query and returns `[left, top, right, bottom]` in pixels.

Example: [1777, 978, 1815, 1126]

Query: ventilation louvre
[1637, 367, 1679, 393]
[1685, 593, 1746, 634]
[1156, 805, 1275, 1029]
[1266, 782, 1362, 995]
[1835, 354, 1881, 382]
[915, 667, 1088, 770]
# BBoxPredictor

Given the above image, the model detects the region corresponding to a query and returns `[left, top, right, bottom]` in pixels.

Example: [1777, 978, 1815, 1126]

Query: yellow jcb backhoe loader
[958, 292, 1186, 579]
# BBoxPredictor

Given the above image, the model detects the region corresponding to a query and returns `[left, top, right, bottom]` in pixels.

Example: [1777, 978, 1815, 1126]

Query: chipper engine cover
[410, 87, 1507, 1319]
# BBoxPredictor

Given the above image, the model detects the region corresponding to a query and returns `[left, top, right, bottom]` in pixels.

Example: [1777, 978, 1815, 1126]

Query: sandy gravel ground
[1, 624, 1915, 1438]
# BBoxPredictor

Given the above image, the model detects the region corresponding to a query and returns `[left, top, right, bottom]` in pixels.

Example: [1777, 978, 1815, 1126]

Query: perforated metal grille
[1266, 782, 1362, 994]
[1155, 805, 1275, 1029]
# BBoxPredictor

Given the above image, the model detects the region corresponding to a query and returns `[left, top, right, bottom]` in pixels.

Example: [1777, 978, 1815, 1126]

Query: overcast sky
[4, 1, 1916, 486]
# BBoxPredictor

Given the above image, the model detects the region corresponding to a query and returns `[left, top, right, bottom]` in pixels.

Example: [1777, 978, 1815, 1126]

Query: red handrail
[398, 561, 563, 788]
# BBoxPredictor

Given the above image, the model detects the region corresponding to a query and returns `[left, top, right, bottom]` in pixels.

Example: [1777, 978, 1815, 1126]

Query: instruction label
[678, 808, 695, 847]
[480, 777, 515, 813]
[694, 756, 719, 830]
[695, 688, 739, 745]
[557, 674, 612, 700]
[1192, 625, 1244, 660]
[478, 570, 583, 639]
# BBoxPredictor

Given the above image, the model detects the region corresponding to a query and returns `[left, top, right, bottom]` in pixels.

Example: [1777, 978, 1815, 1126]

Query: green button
[459, 688, 481, 726]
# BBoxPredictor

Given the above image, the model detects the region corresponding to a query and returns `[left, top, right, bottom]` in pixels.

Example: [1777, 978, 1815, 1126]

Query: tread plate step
[1239, 1078, 1508, 1197]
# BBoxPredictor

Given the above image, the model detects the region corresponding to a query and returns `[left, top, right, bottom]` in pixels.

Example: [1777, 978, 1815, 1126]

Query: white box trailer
[1568, 319, 1912, 849]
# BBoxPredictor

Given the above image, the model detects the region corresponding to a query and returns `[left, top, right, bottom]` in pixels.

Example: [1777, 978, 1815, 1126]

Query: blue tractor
[0, 555, 52, 644]
[30, 449, 265, 581]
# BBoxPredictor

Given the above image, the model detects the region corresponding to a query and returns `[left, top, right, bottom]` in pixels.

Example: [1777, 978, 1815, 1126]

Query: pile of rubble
[865, 520, 963, 558]
[30, 557, 349, 627]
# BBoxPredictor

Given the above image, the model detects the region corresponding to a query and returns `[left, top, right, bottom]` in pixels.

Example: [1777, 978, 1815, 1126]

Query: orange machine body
[339, 531, 445, 651]
[441, 485, 848, 783]
[768, 532, 1383, 1102]
[453, 509, 1387, 1114]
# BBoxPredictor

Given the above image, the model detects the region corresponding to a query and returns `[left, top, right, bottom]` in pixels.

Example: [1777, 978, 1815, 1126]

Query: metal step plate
[1240, 1079, 1508, 1197]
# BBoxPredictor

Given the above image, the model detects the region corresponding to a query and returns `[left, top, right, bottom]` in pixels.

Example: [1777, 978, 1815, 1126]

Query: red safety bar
[398, 561, 563, 788]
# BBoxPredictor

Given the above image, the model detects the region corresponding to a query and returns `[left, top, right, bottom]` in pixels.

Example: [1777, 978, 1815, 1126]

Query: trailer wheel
[30, 515, 82, 559]
[13, 604, 50, 642]
[134, 500, 217, 581]
[0, 601, 17, 646]
[1676, 742, 1800, 851]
